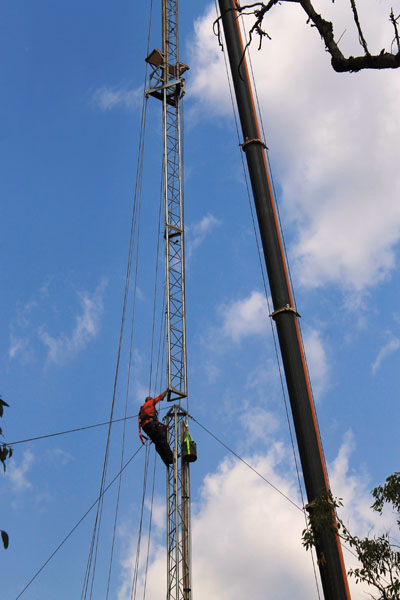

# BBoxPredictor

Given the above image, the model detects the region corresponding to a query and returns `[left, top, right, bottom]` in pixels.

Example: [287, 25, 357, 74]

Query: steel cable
[130, 444, 151, 600]
[189, 413, 361, 564]
[6, 408, 172, 447]
[104, 2, 156, 593]
[15, 446, 143, 600]
[189, 413, 303, 512]
[82, 27, 150, 597]
[142, 451, 157, 600]
[149, 160, 165, 396]
[105, 180, 144, 598]
[240, 16, 326, 598]
[216, 4, 321, 595]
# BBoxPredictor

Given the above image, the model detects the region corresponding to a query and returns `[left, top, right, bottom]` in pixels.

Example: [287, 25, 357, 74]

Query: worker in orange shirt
[138, 390, 173, 466]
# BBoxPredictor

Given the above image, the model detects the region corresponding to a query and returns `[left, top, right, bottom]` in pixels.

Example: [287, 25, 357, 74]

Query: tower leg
[165, 406, 192, 600]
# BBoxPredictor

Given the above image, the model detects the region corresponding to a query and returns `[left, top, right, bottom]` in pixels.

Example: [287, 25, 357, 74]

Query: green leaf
[0, 399, 9, 418]
[1, 530, 9, 549]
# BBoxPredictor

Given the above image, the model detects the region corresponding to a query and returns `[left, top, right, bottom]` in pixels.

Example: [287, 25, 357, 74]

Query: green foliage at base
[1, 395, 11, 550]
[302, 473, 400, 599]
[1, 531, 9, 549]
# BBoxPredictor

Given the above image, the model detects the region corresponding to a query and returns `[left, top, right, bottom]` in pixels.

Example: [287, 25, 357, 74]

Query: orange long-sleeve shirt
[138, 391, 167, 442]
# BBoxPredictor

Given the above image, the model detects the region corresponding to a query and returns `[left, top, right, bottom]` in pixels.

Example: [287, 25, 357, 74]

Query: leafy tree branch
[0, 396, 12, 550]
[302, 473, 400, 599]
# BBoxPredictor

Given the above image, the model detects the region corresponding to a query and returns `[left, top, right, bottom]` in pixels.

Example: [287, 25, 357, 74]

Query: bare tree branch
[349, 0, 370, 55]
[228, 1, 400, 73]
[390, 9, 400, 53]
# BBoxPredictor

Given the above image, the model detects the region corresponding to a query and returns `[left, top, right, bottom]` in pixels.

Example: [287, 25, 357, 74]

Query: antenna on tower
[145, 2, 195, 600]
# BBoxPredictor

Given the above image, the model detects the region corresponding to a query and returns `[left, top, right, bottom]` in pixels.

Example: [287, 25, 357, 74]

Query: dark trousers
[143, 420, 173, 466]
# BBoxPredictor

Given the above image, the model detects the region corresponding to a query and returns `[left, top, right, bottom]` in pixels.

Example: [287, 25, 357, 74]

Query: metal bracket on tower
[146, 48, 189, 105]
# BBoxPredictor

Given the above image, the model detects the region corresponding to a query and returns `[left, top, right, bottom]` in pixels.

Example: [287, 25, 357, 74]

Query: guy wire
[238, 10, 322, 597]
[216, 2, 321, 595]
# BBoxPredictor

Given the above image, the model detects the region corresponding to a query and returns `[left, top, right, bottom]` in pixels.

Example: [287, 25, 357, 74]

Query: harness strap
[138, 415, 151, 445]
[139, 431, 149, 445]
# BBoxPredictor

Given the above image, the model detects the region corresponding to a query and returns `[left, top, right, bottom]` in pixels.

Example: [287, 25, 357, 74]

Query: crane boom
[217, 1, 351, 598]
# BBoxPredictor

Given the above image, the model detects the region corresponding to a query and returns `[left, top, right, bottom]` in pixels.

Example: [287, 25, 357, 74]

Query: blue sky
[1, 1, 400, 599]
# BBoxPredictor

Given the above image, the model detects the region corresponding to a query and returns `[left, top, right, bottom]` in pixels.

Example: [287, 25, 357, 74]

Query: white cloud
[92, 85, 142, 111]
[242, 361, 282, 407]
[117, 443, 315, 600]
[220, 290, 270, 342]
[241, 406, 279, 442]
[245, 363, 274, 390]
[8, 334, 30, 361]
[6, 449, 35, 492]
[187, 213, 221, 258]
[117, 536, 166, 600]
[116, 495, 167, 600]
[189, 2, 400, 292]
[16, 298, 38, 328]
[302, 327, 329, 398]
[46, 448, 74, 466]
[204, 362, 220, 383]
[8, 284, 52, 363]
[191, 448, 314, 600]
[371, 336, 400, 374]
[38, 279, 107, 366]
[187, 5, 230, 117]
[145, 497, 165, 534]
[328, 431, 396, 551]
[116, 435, 391, 600]
[329, 432, 362, 505]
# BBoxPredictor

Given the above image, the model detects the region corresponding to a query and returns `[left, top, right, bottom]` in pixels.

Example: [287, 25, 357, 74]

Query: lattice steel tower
[145, 2, 194, 599]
